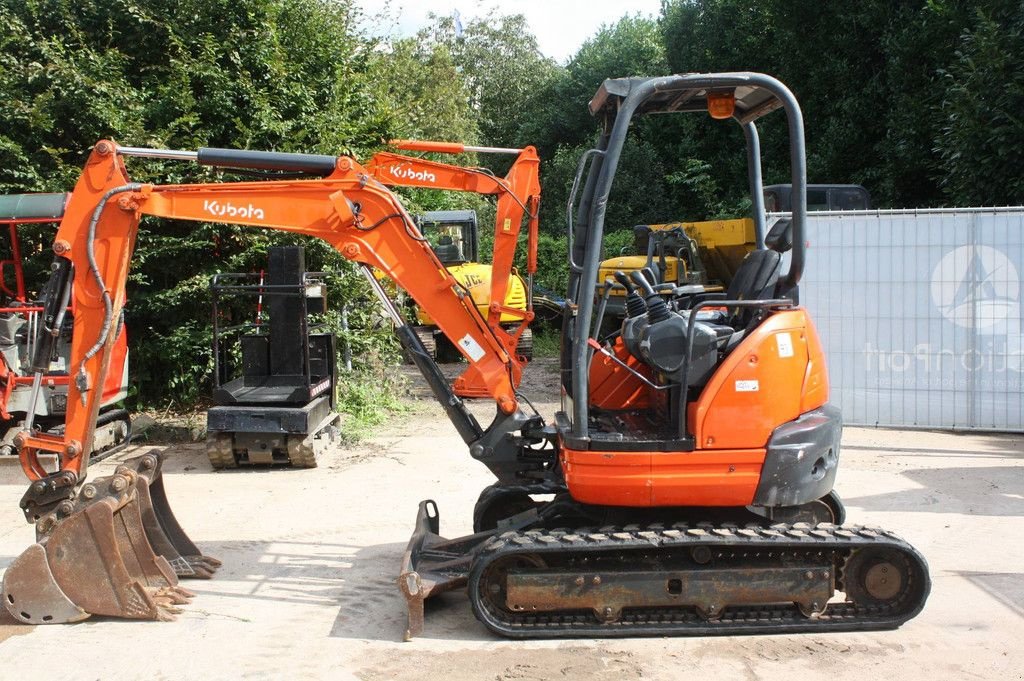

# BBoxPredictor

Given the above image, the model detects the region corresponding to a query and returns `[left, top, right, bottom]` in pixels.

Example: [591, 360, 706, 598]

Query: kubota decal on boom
[203, 200, 265, 220]
[386, 164, 437, 184]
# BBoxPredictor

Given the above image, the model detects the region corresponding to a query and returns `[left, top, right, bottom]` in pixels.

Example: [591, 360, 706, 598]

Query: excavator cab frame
[564, 73, 801, 438]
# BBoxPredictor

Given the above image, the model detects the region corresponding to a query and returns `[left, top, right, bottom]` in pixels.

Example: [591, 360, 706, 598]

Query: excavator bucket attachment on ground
[2, 450, 218, 624]
[130, 451, 222, 579]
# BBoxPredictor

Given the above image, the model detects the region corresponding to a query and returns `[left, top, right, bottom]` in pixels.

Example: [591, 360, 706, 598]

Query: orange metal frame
[363, 140, 540, 397]
[17, 140, 521, 482]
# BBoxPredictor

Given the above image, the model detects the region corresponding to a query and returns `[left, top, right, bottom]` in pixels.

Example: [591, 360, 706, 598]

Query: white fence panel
[794, 208, 1023, 430]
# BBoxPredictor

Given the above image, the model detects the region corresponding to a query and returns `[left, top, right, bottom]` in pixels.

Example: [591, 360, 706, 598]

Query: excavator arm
[16, 140, 522, 483]
[363, 141, 541, 394]
[3, 138, 547, 625]
[366, 139, 540, 335]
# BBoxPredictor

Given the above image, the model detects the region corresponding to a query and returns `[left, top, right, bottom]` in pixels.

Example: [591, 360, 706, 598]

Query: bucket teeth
[2, 450, 216, 624]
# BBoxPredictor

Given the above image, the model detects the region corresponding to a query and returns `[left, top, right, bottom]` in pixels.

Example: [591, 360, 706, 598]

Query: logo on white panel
[931, 245, 1018, 330]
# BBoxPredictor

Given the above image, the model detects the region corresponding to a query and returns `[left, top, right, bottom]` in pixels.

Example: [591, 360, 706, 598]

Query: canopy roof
[589, 73, 785, 124]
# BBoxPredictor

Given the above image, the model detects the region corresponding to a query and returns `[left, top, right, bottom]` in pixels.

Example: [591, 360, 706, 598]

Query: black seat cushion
[433, 235, 466, 265]
[726, 249, 781, 301]
[724, 249, 781, 327]
[764, 217, 793, 253]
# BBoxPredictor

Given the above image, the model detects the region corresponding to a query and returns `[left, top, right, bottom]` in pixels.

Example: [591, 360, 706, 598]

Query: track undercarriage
[399, 495, 929, 640]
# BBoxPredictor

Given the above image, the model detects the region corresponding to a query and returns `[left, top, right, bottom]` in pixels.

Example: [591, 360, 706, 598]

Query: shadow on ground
[0, 537, 448, 643]
[957, 571, 1024, 618]
[844, 465, 1024, 516]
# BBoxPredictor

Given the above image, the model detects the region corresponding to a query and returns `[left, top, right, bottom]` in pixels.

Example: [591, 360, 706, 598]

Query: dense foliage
[0, 0, 1020, 408]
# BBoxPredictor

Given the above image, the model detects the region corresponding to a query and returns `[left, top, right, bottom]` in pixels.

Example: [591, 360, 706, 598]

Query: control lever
[630, 270, 670, 322]
[614, 271, 647, 319]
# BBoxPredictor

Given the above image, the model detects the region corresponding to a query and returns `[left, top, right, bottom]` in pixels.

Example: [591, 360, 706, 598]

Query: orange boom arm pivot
[17, 140, 520, 481]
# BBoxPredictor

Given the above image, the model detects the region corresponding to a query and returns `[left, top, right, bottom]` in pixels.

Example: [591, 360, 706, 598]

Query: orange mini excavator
[1, 73, 929, 638]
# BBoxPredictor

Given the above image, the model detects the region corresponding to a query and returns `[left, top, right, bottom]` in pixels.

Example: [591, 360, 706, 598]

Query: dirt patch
[0, 608, 34, 645]
[355, 646, 643, 681]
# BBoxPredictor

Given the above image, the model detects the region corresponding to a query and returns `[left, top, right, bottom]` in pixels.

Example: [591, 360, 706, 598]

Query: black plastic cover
[752, 404, 842, 507]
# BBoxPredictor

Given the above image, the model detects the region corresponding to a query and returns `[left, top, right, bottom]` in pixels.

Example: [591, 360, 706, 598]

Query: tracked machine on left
[2, 73, 929, 638]
[0, 194, 131, 465]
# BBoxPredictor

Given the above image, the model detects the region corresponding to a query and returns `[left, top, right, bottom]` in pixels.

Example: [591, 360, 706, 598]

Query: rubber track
[206, 433, 237, 469]
[287, 435, 320, 468]
[88, 409, 133, 463]
[468, 522, 930, 638]
[515, 327, 533, 361]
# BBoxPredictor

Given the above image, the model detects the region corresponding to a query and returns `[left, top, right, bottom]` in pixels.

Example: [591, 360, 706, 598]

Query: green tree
[659, 0, 1020, 208]
[369, 37, 478, 143]
[0, 0, 397, 404]
[422, 12, 562, 150]
[934, 1, 1024, 204]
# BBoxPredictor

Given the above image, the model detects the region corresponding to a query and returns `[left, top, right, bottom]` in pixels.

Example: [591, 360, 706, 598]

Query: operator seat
[726, 217, 791, 316]
[689, 217, 793, 350]
[433, 235, 466, 266]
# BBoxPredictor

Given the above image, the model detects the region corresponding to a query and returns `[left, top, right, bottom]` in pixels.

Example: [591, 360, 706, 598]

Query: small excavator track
[467, 521, 929, 638]
[205, 433, 237, 469]
[88, 408, 133, 463]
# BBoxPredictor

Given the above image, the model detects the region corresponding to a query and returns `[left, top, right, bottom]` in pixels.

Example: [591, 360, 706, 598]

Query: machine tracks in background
[205, 417, 337, 470]
[467, 521, 930, 638]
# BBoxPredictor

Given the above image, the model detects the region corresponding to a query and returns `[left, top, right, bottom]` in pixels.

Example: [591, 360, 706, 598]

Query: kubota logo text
[387, 164, 436, 184]
[203, 200, 265, 220]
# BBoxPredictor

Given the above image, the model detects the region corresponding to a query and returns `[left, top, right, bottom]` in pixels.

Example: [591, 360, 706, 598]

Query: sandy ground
[0, 357, 1021, 680]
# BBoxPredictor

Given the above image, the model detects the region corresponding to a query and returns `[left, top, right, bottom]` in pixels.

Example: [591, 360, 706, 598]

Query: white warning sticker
[735, 380, 760, 392]
[776, 332, 794, 358]
[458, 334, 486, 362]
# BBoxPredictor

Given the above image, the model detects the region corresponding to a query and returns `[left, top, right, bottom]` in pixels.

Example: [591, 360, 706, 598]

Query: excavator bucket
[130, 451, 222, 579]
[2, 450, 219, 623]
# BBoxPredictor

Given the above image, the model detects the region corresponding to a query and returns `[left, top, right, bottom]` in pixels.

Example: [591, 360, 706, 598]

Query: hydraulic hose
[77, 184, 142, 392]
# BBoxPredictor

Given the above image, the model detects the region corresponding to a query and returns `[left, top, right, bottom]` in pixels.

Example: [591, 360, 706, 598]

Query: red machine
[0, 194, 129, 462]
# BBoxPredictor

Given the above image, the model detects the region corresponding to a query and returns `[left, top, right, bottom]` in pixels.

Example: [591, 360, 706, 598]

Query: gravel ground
[0, 357, 1021, 680]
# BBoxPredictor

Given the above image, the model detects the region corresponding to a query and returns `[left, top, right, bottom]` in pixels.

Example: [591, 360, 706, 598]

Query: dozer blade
[398, 500, 494, 641]
[2, 451, 216, 624]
